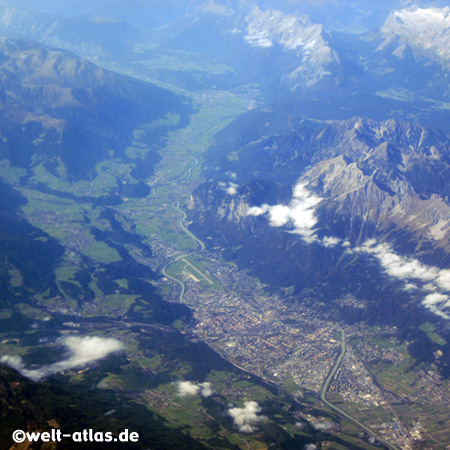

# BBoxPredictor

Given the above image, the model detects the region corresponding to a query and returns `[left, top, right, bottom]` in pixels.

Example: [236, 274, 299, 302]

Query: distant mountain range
[0, 1, 139, 58]
[3, 0, 450, 98]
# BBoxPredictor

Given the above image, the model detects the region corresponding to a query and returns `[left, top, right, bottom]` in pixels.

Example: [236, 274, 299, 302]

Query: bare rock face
[294, 118, 450, 253]
[305, 151, 450, 254]
[379, 6, 450, 66]
[188, 117, 450, 361]
[190, 117, 450, 260]
[244, 7, 341, 88]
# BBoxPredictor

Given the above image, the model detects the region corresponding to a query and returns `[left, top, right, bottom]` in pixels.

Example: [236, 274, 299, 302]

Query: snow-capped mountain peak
[244, 7, 340, 88]
[245, 7, 327, 51]
[379, 6, 450, 65]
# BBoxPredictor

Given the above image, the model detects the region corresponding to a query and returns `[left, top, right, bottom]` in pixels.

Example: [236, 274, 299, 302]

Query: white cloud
[0, 355, 42, 381]
[227, 183, 238, 196]
[246, 180, 450, 320]
[305, 445, 317, 450]
[176, 381, 213, 397]
[423, 293, 449, 306]
[177, 381, 200, 396]
[312, 420, 334, 431]
[404, 283, 419, 291]
[247, 204, 270, 216]
[59, 336, 124, 370]
[1, 336, 124, 381]
[228, 401, 266, 433]
[247, 181, 322, 241]
[353, 241, 450, 319]
[322, 236, 341, 248]
[246, 181, 342, 246]
[199, 382, 213, 397]
[435, 270, 450, 291]
[423, 283, 437, 292]
[219, 181, 239, 196]
[268, 204, 292, 226]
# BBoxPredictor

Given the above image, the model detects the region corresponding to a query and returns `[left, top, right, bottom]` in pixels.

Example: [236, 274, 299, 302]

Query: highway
[155, 127, 400, 450]
[162, 200, 400, 449]
[319, 329, 400, 450]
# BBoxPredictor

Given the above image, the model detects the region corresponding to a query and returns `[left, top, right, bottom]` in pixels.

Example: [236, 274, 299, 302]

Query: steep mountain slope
[379, 6, 450, 66]
[0, 37, 194, 333]
[188, 117, 450, 375]
[158, 2, 349, 93]
[0, 363, 218, 450]
[243, 7, 341, 88]
[358, 5, 450, 100]
[194, 116, 450, 259]
[0, 37, 189, 179]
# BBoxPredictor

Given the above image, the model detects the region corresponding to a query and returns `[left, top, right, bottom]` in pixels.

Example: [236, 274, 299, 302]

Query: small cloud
[1, 336, 124, 381]
[226, 183, 238, 196]
[247, 204, 270, 216]
[423, 283, 436, 291]
[423, 293, 449, 307]
[355, 241, 437, 283]
[228, 401, 266, 433]
[404, 283, 418, 291]
[246, 181, 322, 241]
[0, 355, 42, 381]
[312, 420, 334, 431]
[177, 381, 200, 396]
[199, 382, 213, 397]
[436, 270, 450, 291]
[321, 236, 341, 248]
[219, 181, 239, 196]
[268, 204, 292, 226]
[176, 381, 213, 397]
[352, 241, 450, 319]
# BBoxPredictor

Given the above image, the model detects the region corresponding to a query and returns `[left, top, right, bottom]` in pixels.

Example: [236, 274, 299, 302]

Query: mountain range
[189, 115, 450, 376]
[1, 1, 450, 449]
